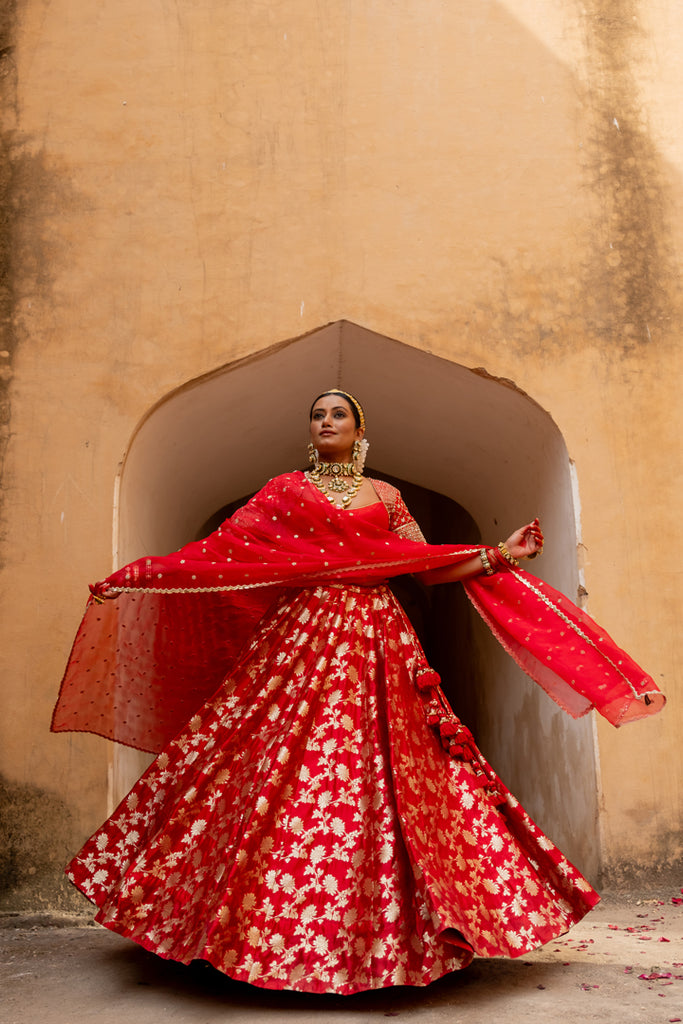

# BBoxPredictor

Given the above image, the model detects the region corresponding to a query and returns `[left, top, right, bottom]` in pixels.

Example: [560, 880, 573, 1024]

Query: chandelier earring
[307, 441, 320, 468]
[354, 437, 369, 474]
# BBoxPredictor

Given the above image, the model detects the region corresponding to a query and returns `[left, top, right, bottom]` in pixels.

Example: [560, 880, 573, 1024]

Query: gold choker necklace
[307, 460, 364, 508]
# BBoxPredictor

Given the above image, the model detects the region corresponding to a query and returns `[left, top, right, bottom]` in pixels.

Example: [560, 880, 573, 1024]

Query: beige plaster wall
[0, 0, 680, 907]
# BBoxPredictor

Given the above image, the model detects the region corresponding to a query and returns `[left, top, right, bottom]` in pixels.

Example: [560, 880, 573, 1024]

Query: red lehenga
[53, 473, 664, 995]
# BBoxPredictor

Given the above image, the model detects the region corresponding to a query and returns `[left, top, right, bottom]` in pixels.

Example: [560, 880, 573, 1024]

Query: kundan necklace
[306, 459, 364, 509]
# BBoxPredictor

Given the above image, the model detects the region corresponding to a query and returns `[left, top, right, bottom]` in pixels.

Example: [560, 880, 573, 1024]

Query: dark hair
[309, 390, 364, 429]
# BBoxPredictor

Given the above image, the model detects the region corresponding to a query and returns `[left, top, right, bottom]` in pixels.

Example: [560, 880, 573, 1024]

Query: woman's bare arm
[417, 518, 544, 586]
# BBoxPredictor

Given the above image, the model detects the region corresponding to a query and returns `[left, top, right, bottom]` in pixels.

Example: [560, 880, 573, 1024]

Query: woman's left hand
[504, 518, 544, 560]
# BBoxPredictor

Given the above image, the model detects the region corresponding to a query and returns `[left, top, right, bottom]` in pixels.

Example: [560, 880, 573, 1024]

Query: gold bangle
[497, 542, 520, 568]
[480, 549, 495, 576]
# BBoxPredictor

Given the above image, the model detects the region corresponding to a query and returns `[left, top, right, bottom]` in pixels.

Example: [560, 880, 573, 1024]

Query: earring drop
[354, 438, 369, 473]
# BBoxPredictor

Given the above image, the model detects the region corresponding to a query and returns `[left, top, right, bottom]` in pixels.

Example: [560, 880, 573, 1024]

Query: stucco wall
[0, 0, 680, 908]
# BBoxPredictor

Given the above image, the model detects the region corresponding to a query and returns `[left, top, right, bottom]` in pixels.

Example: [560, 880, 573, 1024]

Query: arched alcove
[112, 321, 600, 877]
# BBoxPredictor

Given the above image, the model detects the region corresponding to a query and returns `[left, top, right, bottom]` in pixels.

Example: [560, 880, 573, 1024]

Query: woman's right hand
[503, 518, 544, 561]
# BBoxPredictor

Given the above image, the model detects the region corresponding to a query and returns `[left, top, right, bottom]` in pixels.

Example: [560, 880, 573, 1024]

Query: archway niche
[113, 321, 600, 878]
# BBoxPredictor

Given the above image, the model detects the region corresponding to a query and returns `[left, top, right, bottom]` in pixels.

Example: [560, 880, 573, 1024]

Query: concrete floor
[1, 891, 682, 1024]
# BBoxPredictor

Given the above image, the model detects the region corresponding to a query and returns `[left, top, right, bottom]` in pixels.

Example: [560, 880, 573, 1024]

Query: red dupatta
[51, 471, 664, 752]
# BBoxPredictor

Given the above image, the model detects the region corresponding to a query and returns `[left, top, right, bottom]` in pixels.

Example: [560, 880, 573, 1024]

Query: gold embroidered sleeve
[371, 479, 427, 544]
[394, 516, 427, 543]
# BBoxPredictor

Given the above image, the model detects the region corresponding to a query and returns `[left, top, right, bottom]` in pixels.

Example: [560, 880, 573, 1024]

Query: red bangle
[487, 547, 510, 572]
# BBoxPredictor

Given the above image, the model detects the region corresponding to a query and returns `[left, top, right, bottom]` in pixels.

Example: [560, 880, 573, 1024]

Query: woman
[52, 389, 663, 995]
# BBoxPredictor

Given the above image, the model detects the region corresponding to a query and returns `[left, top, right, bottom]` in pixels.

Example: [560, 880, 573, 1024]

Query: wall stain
[426, 1, 679, 360]
[0, 773, 87, 912]
[0, 0, 17, 557]
[0, 54, 87, 573]
[600, 832, 683, 890]
[580, 0, 675, 348]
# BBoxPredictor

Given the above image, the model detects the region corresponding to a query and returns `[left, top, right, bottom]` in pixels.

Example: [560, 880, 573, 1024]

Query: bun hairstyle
[309, 390, 365, 430]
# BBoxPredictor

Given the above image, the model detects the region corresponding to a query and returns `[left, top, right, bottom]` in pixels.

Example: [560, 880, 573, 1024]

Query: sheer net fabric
[52, 473, 663, 754]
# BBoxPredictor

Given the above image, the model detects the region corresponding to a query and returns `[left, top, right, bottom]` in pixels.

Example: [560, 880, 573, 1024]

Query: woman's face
[309, 394, 364, 462]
